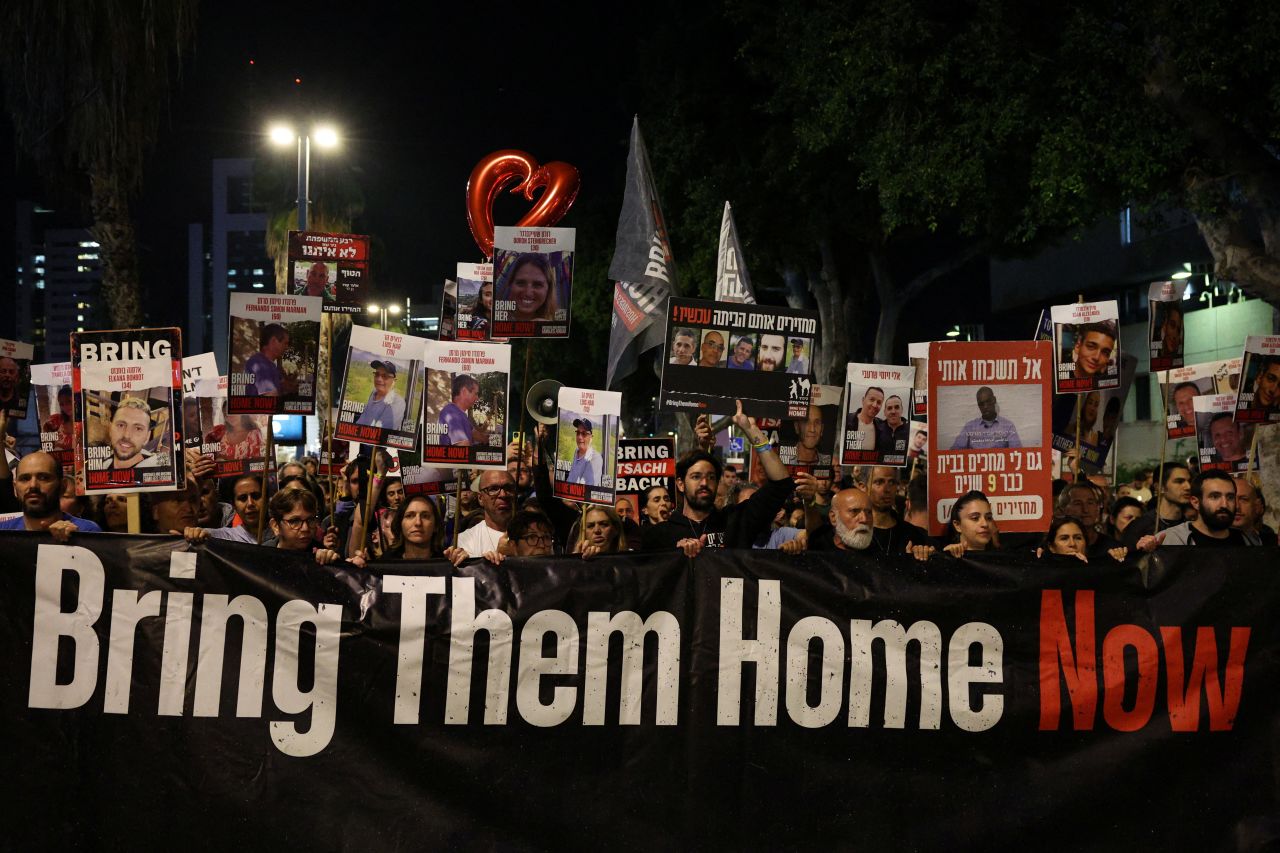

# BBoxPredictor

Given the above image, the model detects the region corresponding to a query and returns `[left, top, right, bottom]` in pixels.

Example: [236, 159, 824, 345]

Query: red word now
[1038, 590, 1249, 732]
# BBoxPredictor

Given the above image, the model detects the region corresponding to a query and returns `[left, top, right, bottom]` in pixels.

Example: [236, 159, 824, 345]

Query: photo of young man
[756, 334, 785, 372]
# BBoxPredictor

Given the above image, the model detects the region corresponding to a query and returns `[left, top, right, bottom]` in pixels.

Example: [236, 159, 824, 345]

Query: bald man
[0, 451, 101, 537]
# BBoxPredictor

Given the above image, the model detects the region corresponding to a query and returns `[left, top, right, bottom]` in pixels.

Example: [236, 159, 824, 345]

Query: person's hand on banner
[677, 535, 705, 558]
[314, 548, 341, 565]
[322, 526, 340, 550]
[181, 527, 210, 543]
[580, 542, 607, 560]
[694, 415, 714, 453]
[907, 542, 935, 562]
[943, 542, 967, 558]
[47, 520, 77, 543]
[444, 545, 470, 567]
[1108, 546, 1129, 562]
[780, 532, 807, 554]
[482, 549, 506, 565]
[1136, 532, 1165, 552]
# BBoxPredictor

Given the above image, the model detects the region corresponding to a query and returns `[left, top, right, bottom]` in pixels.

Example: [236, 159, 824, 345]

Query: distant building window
[78, 241, 100, 248]
[227, 269, 236, 276]
[1119, 208, 1132, 246]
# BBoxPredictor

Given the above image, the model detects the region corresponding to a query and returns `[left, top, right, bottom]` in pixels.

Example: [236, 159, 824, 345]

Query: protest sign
[491, 226, 574, 338]
[401, 456, 457, 498]
[4, 538, 1276, 851]
[318, 436, 353, 478]
[455, 263, 494, 341]
[1235, 335, 1280, 424]
[1147, 280, 1188, 371]
[72, 327, 183, 495]
[287, 231, 370, 314]
[0, 338, 33, 419]
[907, 419, 928, 465]
[439, 279, 458, 342]
[180, 352, 219, 450]
[1163, 357, 1241, 438]
[193, 376, 271, 479]
[228, 292, 322, 415]
[614, 437, 675, 521]
[421, 339, 510, 469]
[1050, 300, 1120, 393]
[1195, 394, 1254, 473]
[928, 340, 1052, 536]
[907, 341, 931, 420]
[773, 383, 840, 474]
[659, 297, 818, 419]
[334, 325, 428, 451]
[553, 387, 621, 505]
[30, 361, 74, 476]
[1050, 352, 1137, 474]
[841, 364, 914, 467]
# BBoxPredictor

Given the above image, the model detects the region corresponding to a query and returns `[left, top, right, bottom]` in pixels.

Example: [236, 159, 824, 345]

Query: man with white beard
[807, 487, 935, 560]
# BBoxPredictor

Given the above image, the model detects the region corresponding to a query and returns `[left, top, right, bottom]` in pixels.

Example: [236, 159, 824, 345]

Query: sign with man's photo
[334, 325, 428, 450]
[840, 364, 914, 468]
[420, 339, 510, 469]
[553, 386, 622, 505]
[287, 231, 371, 314]
[227, 293, 322, 415]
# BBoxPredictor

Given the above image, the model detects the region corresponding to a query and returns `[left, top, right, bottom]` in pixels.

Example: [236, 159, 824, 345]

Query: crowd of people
[1, 400, 1273, 566]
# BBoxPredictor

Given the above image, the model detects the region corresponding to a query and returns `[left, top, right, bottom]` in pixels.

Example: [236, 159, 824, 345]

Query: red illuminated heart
[466, 149, 581, 257]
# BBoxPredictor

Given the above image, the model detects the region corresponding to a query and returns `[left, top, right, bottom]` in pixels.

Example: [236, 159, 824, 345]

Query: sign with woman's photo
[1235, 335, 1280, 424]
[1050, 300, 1121, 394]
[71, 327, 184, 495]
[840, 364, 914, 467]
[1050, 353, 1137, 474]
[553, 386, 621, 505]
[491, 226, 574, 338]
[439, 279, 458, 342]
[334, 325, 428, 451]
[193, 376, 272, 479]
[927, 340, 1052, 536]
[1148, 280, 1188, 371]
[227, 292, 322, 415]
[31, 361, 74, 476]
[1195, 394, 1255, 474]
[1163, 358, 1241, 438]
[421, 339, 510, 469]
[0, 338, 33, 419]
[659, 297, 818, 419]
[287, 231, 371, 314]
[456, 262, 494, 341]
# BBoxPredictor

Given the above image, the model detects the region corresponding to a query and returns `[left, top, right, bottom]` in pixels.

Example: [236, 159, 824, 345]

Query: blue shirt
[0, 513, 101, 532]
[245, 352, 283, 396]
[951, 415, 1023, 449]
[438, 402, 473, 446]
[567, 448, 602, 486]
[727, 357, 755, 370]
[357, 389, 406, 430]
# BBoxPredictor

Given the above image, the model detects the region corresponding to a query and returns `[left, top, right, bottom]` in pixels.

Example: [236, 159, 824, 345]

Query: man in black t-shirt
[642, 400, 794, 555]
[1137, 470, 1253, 549]
[863, 465, 930, 553]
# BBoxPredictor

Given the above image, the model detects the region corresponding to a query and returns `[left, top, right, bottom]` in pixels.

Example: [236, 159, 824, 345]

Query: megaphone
[526, 379, 562, 425]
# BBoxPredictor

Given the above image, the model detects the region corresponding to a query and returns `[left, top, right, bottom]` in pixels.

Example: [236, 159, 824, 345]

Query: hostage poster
[841, 363, 915, 467]
[71, 328, 183, 495]
[193, 376, 271, 479]
[553, 386, 621, 505]
[1235, 335, 1280, 424]
[287, 230, 371, 314]
[659, 297, 818, 419]
[0, 337, 33, 419]
[1194, 393, 1254, 473]
[1050, 352, 1137, 475]
[927, 340, 1052, 536]
[491, 227, 574, 339]
[180, 352, 219, 450]
[1164, 357, 1241, 438]
[1050, 300, 1120, 394]
[455, 262, 494, 341]
[228, 292, 322, 415]
[1147, 280, 1187, 371]
[774, 383, 840, 475]
[334, 325, 428, 451]
[421, 339, 510, 469]
[439, 279, 458, 342]
[31, 361, 74, 476]
[614, 437, 675, 523]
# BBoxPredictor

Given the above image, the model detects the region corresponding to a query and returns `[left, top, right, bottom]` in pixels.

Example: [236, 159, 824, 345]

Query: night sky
[6, 0, 647, 331]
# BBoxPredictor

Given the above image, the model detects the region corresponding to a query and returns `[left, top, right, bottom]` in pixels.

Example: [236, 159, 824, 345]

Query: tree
[0, 1, 198, 327]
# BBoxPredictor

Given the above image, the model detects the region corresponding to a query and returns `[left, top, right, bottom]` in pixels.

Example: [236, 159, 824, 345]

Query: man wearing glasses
[452, 470, 517, 558]
[567, 418, 602, 486]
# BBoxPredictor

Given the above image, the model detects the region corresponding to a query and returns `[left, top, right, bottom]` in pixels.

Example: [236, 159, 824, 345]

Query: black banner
[3, 534, 1279, 850]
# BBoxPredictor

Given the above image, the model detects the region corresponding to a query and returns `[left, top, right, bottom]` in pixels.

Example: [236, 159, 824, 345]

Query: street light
[267, 122, 340, 231]
[367, 302, 402, 330]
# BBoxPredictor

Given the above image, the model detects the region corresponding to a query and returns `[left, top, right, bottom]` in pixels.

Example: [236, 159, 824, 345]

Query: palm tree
[0, 1, 198, 328]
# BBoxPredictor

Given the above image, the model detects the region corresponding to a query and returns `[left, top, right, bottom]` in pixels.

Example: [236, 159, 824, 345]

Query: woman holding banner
[943, 491, 999, 556]
[574, 506, 627, 558]
[382, 495, 445, 560]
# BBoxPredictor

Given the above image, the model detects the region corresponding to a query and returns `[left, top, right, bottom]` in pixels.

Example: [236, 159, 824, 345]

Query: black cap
[573, 418, 593, 432]
[370, 360, 398, 376]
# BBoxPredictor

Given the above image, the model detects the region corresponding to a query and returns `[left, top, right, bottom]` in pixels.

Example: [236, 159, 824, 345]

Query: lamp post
[268, 123, 339, 231]
[367, 302, 402, 331]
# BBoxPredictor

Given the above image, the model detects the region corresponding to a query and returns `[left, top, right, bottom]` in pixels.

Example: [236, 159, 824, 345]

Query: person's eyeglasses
[575, 429, 591, 436]
[480, 484, 516, 497]
[280, 515, 317, 530]
[517, 533, 553, 546]
[686, 472, 719, 483]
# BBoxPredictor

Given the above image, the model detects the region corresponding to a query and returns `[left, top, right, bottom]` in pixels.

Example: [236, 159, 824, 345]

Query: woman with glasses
[382, 494, 445, 560]
[482, 508, 557, 565]
[268, 489, 363, 566]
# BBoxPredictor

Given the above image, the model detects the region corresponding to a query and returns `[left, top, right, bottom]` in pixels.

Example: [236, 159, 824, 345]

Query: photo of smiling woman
[491, 226, 575, 338]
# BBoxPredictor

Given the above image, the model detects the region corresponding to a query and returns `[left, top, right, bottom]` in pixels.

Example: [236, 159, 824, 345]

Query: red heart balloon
[466, 149, 581, 257]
